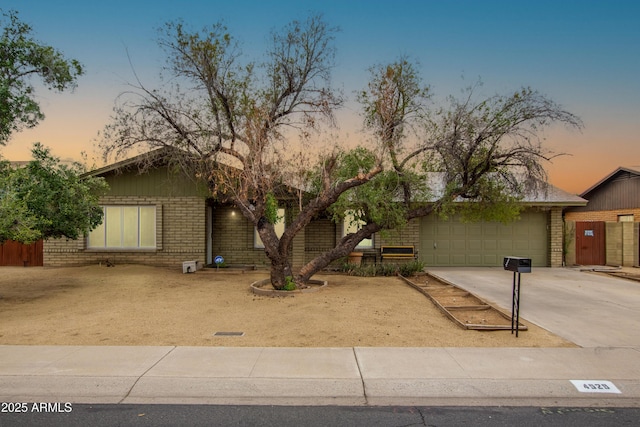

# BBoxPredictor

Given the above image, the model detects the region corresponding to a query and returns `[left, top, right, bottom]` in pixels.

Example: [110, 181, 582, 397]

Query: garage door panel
[437, 224, 450, 236]
[499, 241, 513, 250]
[468, 254, 482, 264]
[483, 254, 499, 265]
[452, 240, 466, 250]
[514, 240, 530, 250]
[468, 240, 482, 250]
[483, 240, 497, 250]
[483, 224, 498, 235]
[436, 254, 452, 264]
[499, 227, 513, 237]
[451, 254, 467, 265]
[420, 211, 549, 267]
[468, 225, 482, 236]
[437, 240, 450, 250]
[529, 240, 545, 250]
[452, 224, 466, 235]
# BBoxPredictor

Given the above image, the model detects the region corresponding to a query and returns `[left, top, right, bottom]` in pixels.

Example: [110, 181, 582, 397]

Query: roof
[579, 166, 640, 198]
[423, 172, 587, 207]
[85, 148, 171, 177]
[522, 182, 587, 206]
[88, 150, 586, 207]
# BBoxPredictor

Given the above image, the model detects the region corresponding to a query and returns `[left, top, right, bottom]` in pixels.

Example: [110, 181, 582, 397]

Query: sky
[2, 0, 639, 194]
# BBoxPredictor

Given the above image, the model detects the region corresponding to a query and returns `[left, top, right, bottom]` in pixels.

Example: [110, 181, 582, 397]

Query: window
[88, 206, 156, 249]
[618, 214, 634, 222]
[254, 208, 285, 248]
[343, 211, 373, 249]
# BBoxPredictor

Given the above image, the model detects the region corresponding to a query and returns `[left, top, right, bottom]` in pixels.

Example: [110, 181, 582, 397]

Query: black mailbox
[503, 256, 532, 273]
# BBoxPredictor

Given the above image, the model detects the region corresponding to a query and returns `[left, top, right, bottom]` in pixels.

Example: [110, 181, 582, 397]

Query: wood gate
[0, 240, 43, 266]
[575, 222, 606, 265]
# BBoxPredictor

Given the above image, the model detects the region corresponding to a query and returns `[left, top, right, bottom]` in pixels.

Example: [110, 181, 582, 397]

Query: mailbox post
[503, 256, 532, 337]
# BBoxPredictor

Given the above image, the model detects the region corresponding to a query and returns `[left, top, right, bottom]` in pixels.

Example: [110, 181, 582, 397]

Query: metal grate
[213, 331, 244, 336]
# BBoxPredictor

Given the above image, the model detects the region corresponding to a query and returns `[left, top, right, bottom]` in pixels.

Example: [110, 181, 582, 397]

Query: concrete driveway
[427, 267, 640, 348]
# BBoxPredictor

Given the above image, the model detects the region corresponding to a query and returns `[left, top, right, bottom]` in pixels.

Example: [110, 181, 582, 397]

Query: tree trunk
[294, 204, 440, 284]
[270, 256, 293, 290]
[295, 222, 383, 284]
[252, 214, 293, 290]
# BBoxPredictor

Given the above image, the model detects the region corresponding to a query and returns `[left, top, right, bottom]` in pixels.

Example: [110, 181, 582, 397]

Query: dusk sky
[2, 0, 639, 194]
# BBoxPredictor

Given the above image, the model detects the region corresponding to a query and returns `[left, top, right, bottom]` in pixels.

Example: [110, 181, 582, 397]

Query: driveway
[427, 267, 640, 348]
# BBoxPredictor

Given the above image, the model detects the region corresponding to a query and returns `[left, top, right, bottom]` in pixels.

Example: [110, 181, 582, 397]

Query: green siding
[103, 166, 208, 197]
[419, 210, 549, 267]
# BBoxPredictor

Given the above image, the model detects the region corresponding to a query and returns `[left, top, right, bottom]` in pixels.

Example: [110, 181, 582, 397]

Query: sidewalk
[1, 345, 639, 406]
[1, 267, 639, 407]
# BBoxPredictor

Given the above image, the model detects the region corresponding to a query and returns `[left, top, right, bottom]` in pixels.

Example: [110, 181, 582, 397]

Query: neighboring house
[43, 152, 587, 269]
[564, 167, 640, 266]
[564, 167, 640, 222]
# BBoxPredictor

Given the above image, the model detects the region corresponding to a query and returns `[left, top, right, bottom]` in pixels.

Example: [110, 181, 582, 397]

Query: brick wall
[304, 217, 336, 263]
[211, 205, 271, 267]
[44, 196, 206, 268]
[549, 207, 563, 267]
[606, 222, 637, 266]
[377, 218, 420, 265]
[376, 218, 420, 248]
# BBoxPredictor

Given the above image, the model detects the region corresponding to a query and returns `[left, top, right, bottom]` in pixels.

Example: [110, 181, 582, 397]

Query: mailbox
[503, 256, 531, 273]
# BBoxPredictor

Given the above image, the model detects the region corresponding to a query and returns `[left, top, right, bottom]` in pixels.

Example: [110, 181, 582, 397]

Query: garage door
[419, 211, 548, 267]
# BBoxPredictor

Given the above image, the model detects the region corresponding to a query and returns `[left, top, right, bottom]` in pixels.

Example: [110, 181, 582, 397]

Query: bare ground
[0, 265, 575, 348]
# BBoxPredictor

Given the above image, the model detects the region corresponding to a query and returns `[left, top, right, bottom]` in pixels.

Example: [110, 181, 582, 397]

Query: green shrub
[398, 260, 425, 277]
[283, 276, 296, 291]
[339, 262, 358, 273]
[376, 263, 398, 276]
[341, 260, 425, 277]
[351, 265, 377, 277]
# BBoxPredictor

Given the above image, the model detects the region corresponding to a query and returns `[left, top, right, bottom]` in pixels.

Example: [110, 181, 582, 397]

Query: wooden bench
[381, 245, 416, 261]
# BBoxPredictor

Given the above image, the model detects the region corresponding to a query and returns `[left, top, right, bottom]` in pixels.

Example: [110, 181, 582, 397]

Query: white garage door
[419, 210, 549, 267]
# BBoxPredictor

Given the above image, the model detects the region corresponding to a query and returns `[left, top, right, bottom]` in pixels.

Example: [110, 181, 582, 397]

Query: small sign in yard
[570, 380, 621, 394]
[214, 255, 224, 271]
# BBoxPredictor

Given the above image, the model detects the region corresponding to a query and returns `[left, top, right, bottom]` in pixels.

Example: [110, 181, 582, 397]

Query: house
[564, 167, 640, 266]
[42, 152, 587, 269]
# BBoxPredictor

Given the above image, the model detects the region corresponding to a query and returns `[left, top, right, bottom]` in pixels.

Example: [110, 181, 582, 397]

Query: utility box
[503, 256, 532, 273]
[182, 260, 197, 274]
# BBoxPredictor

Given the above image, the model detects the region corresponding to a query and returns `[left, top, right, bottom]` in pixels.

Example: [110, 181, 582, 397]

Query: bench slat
[381, 246, 416, 259]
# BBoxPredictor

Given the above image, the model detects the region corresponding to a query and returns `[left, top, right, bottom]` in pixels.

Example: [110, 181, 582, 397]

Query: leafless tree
[101, 17, 582, 288]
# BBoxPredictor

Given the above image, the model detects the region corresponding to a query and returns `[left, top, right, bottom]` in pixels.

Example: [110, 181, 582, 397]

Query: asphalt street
[2, 404, 640, 427]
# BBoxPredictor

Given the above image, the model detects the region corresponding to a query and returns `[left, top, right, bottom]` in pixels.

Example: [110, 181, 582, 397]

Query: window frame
[87, 205, 157, 250]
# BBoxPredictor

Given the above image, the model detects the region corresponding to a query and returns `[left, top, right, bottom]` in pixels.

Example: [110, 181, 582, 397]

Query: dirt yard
[0, 265, 575, 348]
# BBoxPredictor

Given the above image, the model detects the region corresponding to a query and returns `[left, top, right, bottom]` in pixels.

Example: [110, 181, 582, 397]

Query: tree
[100, 16, 581, 289]
[0, 143, 108, 244]
[308, 64, 583, 278]
[0, 9, 84, 145]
